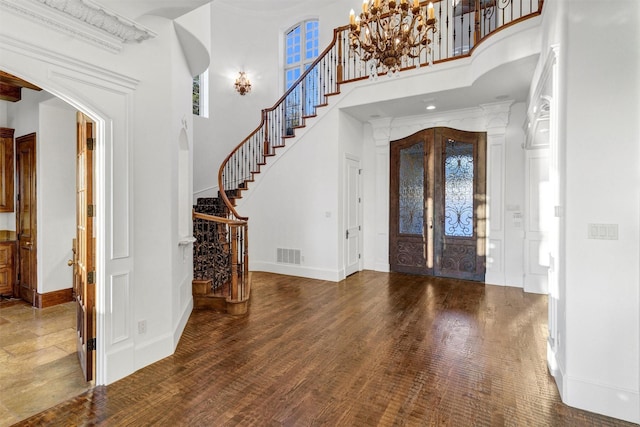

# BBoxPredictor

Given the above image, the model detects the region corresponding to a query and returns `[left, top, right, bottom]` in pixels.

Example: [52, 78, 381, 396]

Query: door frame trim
[343, 153, 362, 278]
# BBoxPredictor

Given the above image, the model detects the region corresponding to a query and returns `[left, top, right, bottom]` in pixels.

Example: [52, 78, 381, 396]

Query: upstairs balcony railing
[218, 0, 543, 222]
[197, 0, 543, 310]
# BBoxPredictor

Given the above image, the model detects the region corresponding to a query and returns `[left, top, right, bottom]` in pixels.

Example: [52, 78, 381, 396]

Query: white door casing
[345, 155, 361, 277]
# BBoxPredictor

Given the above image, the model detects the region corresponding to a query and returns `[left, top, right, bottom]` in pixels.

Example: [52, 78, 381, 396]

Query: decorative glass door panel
[444, 139, 474, 237]
[399, 141, 425, 235]
[390, 127, 486, 281]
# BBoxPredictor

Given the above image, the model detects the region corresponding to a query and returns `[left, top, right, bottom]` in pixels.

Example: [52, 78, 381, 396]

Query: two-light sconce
[234, 71, 251, 95]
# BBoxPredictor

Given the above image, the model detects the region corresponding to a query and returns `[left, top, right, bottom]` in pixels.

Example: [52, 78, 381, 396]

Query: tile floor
[0, 299, 92, 426]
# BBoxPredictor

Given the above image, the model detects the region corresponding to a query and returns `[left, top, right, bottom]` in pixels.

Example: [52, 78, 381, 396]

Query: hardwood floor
[0, 299, 91, 426]
[10, 271, 637, 426]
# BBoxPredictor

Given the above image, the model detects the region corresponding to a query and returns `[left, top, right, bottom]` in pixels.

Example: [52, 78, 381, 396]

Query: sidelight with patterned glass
[444, 139, 474, 237]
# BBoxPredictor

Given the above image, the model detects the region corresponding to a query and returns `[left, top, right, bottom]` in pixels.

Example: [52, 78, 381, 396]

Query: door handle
[68, 259, 75, 266]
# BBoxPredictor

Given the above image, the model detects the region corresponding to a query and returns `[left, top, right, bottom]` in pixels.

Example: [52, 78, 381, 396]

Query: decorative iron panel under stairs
[192, 197, 250, 315]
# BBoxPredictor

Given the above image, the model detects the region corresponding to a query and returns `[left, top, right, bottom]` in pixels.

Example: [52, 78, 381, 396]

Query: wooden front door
[390, 127, 486, 281]
[16, 133, 37, 304]
[76, 112, 95, 382]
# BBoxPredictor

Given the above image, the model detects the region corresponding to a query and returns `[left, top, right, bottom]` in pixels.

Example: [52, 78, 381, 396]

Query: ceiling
[1, 1, 536, 116]
[0, 71, 41, 102]
[341, 54, 538, 122]
[94, 0, 331, 19]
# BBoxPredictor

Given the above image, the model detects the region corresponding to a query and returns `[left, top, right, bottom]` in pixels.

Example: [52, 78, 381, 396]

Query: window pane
[399, 142, 424, 235]
[305, 21, 319, 60]
[286, 26, 301, 66]
[444, 139, 474, 237]
[192, 75, 200, 115]
[285, 68, 300, 89]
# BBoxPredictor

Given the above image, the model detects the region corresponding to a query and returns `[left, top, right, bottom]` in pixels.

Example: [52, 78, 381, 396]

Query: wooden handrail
[193, 211, 247, 226]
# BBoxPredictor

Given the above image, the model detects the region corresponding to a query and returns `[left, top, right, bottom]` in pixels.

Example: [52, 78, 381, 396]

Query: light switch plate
[588, 223, 618, 240]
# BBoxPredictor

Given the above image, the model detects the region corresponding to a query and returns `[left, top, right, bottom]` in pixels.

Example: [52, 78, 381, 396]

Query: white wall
[237, 107, 342, 281]
[535, 0, 640, 423]
[504, 103, 526, 287]
[563, 1, 639, 422]
[38, 98, 76, 294]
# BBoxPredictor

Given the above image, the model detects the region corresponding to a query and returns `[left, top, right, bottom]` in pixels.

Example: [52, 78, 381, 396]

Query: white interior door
[524, 148, 550, 294]
[344, 156, 361, 277]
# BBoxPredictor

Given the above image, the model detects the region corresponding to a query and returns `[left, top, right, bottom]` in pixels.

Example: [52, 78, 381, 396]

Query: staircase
[192, 0, 544, 314]
[192, 196, 249, 315]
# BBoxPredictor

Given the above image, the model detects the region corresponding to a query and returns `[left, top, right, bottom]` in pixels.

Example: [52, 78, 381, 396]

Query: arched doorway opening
[0, 67, 107, 383]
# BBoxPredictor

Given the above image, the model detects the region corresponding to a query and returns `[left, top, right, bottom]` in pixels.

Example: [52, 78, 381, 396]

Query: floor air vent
[277, 248, 301, 265]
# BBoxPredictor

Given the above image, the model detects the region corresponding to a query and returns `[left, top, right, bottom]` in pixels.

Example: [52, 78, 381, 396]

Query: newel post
[230, 225, 239, 301]
[337, 28, 344, 84]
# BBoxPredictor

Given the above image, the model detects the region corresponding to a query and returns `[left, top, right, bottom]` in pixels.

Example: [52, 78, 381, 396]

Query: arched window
[284, 20, 319, 134]
[285, 20, 319, 89]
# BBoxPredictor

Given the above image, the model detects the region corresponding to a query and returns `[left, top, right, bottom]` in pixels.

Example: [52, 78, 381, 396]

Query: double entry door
[390, 127, 486, 281]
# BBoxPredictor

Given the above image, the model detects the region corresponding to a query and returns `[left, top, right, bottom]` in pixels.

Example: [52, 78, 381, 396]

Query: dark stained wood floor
[14, 271, 636, 426]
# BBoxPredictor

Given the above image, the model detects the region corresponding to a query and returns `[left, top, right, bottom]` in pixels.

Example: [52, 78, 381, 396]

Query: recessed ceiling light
[426, 105, 436, 110]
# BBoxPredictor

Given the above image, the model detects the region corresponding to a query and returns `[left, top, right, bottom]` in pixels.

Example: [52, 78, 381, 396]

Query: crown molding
[0, 0, 156, 53]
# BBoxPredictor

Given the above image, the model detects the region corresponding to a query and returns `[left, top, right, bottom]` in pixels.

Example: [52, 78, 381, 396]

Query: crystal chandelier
[349, 0, 437, 75]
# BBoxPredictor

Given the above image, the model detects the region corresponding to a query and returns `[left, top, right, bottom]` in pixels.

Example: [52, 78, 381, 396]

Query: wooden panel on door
[390, 129, 434, 275]
[16, 133, 37, 304]
[76, 112, 95, 382]
[434, 128, 486, 281]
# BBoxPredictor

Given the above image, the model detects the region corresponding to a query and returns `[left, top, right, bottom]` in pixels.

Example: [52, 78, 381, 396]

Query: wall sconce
[234, 72, 251, 95]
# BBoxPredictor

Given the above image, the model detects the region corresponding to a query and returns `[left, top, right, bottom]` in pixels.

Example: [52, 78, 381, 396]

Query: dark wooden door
[390, 129, 435, 275]
[390, 127, 486, 281]
[76, 112, 95, 382]
[16, 133, 37, 304]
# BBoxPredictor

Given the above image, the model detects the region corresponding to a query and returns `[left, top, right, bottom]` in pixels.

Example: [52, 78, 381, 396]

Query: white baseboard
[250, 261, 340, 282]
[485, 270, 506, 286]
[524, 275, 548, 294]
[104, 343, 135, 385]
[374, 262, 390, 272]
[134, 331, 174, 372]
[563, 375, 639, 424]
[547, 341, 564, 398]
[174, 297, 193, 349]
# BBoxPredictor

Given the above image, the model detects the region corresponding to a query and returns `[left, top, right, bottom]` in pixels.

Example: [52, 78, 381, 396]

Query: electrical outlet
[138, 320, 147, 334]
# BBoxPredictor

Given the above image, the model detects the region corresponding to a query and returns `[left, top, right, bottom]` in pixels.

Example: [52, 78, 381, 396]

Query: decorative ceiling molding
[0, 0, 156, 53]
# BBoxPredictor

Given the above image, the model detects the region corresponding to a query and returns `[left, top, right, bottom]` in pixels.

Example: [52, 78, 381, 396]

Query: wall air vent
[277, 248, 301, 265]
